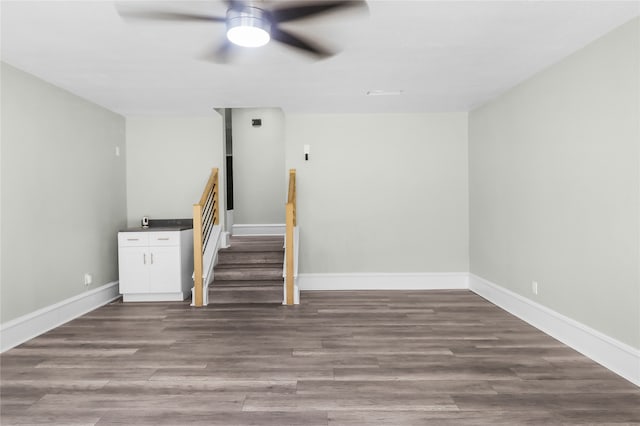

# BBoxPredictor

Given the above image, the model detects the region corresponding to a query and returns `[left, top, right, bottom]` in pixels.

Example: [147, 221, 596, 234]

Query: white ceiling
[1, 1, 638, 116]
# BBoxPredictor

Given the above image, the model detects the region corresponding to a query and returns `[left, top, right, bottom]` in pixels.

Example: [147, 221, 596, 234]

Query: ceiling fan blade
[271, 0, 366, 23]
[117, 10, 226, 23]
[200, 42, 235, 64]
[270, 27, 334, 58]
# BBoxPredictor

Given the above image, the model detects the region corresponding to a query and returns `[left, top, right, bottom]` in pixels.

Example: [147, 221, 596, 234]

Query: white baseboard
[232, 224, 285, 236]
[123, 292, 188, 302]
[226, 210, 234, 235]
[203, 225, 222, 284]
[282, 283, 301, 305]
[191, 283, 210, 306]
[469, 273, 640, 387]
[191, 224, 222, 307]
[221, 231, 231, 248]
[298, 272, 468, 291]
[0, 282, 120, 353]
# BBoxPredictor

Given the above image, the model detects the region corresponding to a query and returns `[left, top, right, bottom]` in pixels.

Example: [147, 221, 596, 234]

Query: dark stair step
[213, 266, 283, 281]
[210, 279, 284, 288]
[217, 250, 284, 265]
[222, 243, 284, 253]
[209, 283, 282, 304]
[225, 236, 284, 252]
[230, 235, 284, 243]
[209, 235, 285, 304]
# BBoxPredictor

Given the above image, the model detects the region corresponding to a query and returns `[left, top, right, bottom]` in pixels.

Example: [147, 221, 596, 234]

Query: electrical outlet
[84, 273, 92, 286]
[532, 281, 539, 295]
[115, 146, 120, 157]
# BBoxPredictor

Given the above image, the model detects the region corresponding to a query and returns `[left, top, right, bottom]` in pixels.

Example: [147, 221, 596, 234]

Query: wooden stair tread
[210, 280, 283, 288]
[219, 245, 284, 253]
[215, 263, 283, 269]
[230, 235, 284, 241]
[217, 253, 284, 264]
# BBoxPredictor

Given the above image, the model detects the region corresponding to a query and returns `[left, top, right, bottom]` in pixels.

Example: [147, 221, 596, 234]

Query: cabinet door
[119, 247, 149, 293]
[148, 246, 181, 293]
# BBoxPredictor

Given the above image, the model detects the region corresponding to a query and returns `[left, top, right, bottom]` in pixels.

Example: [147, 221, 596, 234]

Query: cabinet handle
[157, 238, 170, 241]
[127, 238, 139, 241]
[143, 253, 146, 264]
[151, 253, 154, 264]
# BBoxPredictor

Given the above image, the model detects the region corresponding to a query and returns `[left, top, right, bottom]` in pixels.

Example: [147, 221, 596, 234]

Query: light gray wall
[125, 116, 225, 227]
[232, 108, 285, 225]
[469, 18, 639, 348]
[0, 62, 127, 323]
[285, 113, 469, 274]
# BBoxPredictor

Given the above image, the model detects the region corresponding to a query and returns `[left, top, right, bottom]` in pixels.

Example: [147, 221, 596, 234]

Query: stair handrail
[285, 169, 296, 305]
[193, 167, 219, 307]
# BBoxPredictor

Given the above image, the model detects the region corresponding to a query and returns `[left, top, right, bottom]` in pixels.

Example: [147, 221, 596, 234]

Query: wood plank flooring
[1, 290, 639, 425]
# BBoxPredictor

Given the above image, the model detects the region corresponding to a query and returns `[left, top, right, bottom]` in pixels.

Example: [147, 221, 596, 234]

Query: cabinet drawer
[148, 232, 180, 246]
[118, 232, 149, 247]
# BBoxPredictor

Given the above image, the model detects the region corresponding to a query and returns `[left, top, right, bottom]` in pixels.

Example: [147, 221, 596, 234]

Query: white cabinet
[118, 229, 193, 302]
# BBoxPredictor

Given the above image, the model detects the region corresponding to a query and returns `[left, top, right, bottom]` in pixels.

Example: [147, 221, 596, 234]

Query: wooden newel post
[193, 203, 204, 307]
[285, 203, 295, 305]
[285, 168, 296, 306]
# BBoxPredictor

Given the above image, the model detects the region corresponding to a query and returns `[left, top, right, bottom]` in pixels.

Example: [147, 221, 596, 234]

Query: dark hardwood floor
[1, 290, 639, 425]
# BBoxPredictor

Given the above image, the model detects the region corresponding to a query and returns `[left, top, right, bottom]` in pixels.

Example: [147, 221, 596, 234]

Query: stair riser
[217, 252, 284, 265]
[214, 269, 283, 281]
[212, 280, 284, 288]
[221, 245, 284, 253]
[210, 287, 282, 304]
[230, 236, 283, 243]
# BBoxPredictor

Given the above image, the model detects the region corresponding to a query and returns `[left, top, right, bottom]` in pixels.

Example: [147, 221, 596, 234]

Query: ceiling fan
[117, 0, 368, 62]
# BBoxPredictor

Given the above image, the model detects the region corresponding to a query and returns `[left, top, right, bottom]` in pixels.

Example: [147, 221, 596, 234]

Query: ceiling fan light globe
[227, 25, 270, 47]
[226, 7, 271, 48]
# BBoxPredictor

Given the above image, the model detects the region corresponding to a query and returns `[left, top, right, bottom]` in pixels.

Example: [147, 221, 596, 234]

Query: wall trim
[124, 292, 187, 302]
[298, 272, 469, 291]
[232, 224, 285, 236]
[469, 273, 640, 387]
[0, 281, 121, 353]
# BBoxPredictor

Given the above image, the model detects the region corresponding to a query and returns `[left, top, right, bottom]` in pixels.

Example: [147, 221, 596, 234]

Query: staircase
[209, 235, 284, 304]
